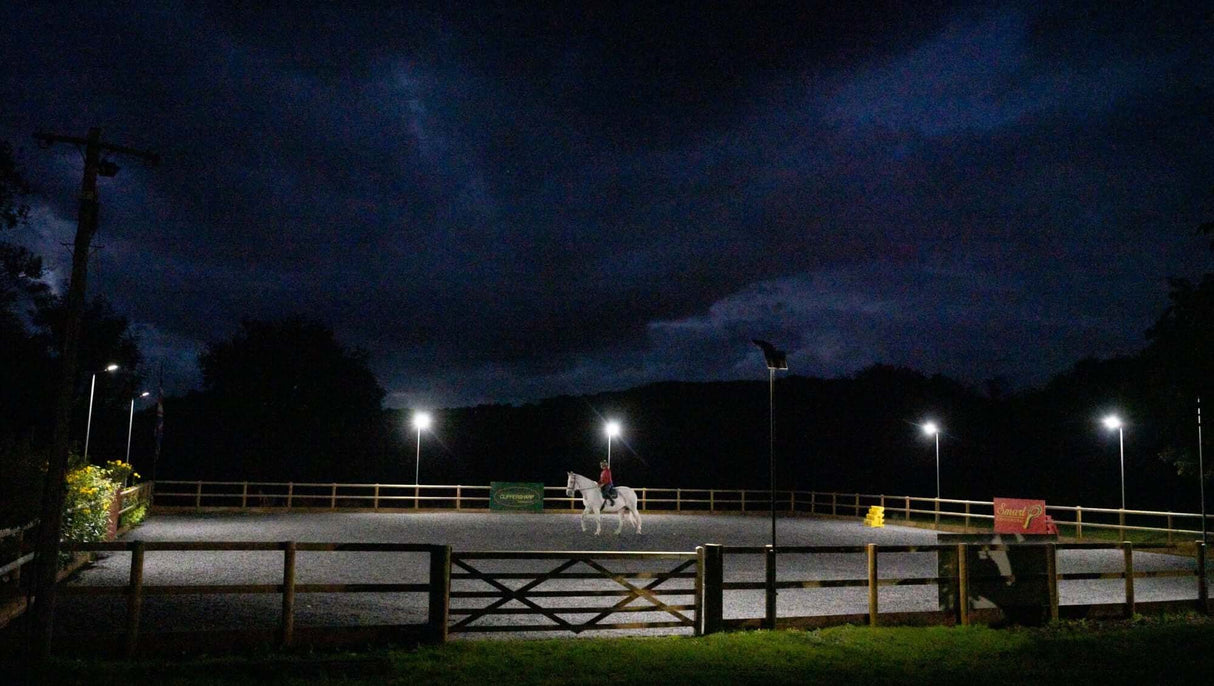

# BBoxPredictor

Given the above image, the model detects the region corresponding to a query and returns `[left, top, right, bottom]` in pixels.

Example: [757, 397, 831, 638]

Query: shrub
[61, 464, 119, 548]
[118, 503, 148, 531]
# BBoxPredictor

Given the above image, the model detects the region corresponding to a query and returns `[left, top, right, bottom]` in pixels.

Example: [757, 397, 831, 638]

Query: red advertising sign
[993, 497, 1050, 534]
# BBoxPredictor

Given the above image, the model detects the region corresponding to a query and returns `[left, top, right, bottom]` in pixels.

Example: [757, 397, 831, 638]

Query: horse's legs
[594, 507, 603, 535]
[580, 506, 588, 532]
[615, 508, 624, 535]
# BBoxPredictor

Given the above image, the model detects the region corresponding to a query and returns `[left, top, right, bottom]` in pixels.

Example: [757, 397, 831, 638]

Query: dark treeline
[3, 138, 1212, 524]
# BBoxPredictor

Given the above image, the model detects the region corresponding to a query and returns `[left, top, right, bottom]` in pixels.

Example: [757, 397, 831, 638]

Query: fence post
[1076, 506, 1083, 541]
[956, 544, 969, 626]
[241, 482, 248, 509]
[867, 544, 879, 625]
[1198, 542, 1208, 615]
[1118, 510, 1126, 543]
[195, 481, 202, 509]
[124, 540, 145, 657]
[287, 482, 294, 510]
[695, 547, 705, 636]
[373, 484, 380, 511]
[810, 491, 816, 515]
[741, 490, 746, 513]
[280, 541, 296, 647]
[1046, 542, 1059, 622]
[710, 490, 715, 513]
[934, 498, 940, 528]
[702, 544, 724, 635]
[677, 489, 682, 512]
[832, 492, 837, 516]
[964, 502, 971, 532]
[854, 493, 860, 517]
[790, 491, 795, 514]
[905, 495, 910, 522]
[765, 545, 777, 630]
[1123, 541, 1135, 618]
[456, 485, 462, 511]
[428, 545, 451, 643]
[330, 483, 337, 510]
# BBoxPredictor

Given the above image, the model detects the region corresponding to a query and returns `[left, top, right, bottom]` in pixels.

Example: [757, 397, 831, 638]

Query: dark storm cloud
[2, 1, 1211, 406]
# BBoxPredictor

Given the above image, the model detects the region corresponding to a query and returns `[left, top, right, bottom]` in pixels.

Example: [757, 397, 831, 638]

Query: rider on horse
[597, 460, 617, 505]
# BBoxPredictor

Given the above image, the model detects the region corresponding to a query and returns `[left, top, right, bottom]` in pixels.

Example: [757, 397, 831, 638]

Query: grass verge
[18, 614, 1214, 686]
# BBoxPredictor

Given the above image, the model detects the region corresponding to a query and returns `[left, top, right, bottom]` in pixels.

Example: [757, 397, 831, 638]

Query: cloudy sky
[2, 2, 1211, 407]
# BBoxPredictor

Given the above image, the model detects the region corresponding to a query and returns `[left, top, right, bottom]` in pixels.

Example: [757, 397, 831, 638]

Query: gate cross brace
[450, 557, 580, 632]
[578, 558, 696, 630]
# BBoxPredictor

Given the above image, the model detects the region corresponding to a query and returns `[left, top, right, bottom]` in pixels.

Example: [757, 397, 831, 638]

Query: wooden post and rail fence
[150, 480, 1214, 544]
[1, 538, 1205, 657]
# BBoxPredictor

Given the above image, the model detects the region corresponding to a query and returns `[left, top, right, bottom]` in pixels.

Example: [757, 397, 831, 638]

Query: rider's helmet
[600, 460, 609, 469]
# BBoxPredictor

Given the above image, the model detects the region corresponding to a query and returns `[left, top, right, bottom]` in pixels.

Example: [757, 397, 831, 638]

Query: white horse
[565, 471, 642, 535]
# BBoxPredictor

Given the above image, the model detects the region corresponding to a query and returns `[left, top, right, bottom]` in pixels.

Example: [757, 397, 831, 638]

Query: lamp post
[1103, 415, 1126, 511]
[83, 363, 120, 463]
[125, 391, 150, 465]
[922, 422, 941, 500]
[605, 420, 621, 468]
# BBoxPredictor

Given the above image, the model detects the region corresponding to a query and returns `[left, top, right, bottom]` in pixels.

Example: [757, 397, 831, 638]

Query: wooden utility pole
[29, 128, 157, 661]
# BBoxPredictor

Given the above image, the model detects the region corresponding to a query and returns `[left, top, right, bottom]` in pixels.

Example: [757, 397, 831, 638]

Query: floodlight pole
[1200, 398, 1207, 543]
[1117, 424, 1125, 511]
[768, 366, 776, 549]
[83, 372, 99, 463]
[934, 430, 941, 501]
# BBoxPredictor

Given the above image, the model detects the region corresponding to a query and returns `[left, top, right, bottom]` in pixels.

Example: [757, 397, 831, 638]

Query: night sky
[2, 2, 1211, 408]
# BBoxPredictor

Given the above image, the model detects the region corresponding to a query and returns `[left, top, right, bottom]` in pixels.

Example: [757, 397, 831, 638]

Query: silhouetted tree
[176, 316, 390, 481]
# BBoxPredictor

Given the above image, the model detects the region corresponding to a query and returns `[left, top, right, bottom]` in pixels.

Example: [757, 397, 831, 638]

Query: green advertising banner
[489, 482, 545, 512]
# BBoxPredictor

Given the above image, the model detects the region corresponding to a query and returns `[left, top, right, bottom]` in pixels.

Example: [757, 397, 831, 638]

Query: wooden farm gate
[449, 550, 701, 635]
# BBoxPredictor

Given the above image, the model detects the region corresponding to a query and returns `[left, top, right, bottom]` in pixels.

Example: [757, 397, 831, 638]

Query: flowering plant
[60, 464, 120, 559]
[103, 459, 140, 486]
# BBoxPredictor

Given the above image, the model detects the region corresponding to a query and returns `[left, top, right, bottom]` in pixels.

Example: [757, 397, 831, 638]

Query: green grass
[22, 615, 1214, 686]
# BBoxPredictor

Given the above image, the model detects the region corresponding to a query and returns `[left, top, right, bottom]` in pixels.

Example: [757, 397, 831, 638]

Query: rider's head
[600, 460, 609, 469]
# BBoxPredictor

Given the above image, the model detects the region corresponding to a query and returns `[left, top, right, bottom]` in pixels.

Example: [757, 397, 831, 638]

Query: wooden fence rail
[21, 539, 1208, 656]
[152, 480, 1214, 543]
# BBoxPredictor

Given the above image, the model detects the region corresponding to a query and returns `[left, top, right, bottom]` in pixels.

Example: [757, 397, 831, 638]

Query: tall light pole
[412, 412, 432, 485]
[923, 422, 941, 500]
[1198, 398, 1206, 543]
[83, 363, 120, 463]
[752, 340, 788, 549]
[1103, 415, 1126, 510]
[605, 420, 621, 468]
[125, 391, 150, 466]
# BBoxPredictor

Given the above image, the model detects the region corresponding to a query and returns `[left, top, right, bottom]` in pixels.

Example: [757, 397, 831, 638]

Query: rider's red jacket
[598, 467, 613, 487]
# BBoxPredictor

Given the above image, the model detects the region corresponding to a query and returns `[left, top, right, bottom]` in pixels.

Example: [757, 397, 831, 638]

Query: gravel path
[53, 512, 1200, 638]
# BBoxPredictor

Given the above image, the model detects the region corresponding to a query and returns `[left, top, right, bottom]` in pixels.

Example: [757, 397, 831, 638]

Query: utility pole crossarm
[34, 131, 160, 165]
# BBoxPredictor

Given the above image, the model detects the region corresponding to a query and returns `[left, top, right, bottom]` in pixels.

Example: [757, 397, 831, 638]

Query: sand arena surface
[54, 512, 1199, 638]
